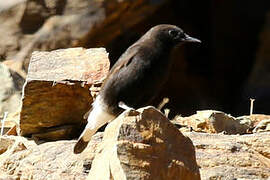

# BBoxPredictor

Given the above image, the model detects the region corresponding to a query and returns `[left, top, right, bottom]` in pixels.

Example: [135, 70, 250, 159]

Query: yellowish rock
[19, 48, 110, 140]
[88, 107, 201, 180]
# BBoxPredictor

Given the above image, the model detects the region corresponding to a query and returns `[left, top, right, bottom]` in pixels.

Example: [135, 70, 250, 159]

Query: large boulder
[19, 47, 110, 140]
[188, 132, 270, 179]
[88, 107, 201, 180]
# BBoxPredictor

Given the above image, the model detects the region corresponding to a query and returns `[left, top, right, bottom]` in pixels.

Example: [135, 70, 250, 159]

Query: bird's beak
[184, 34, 201, 43]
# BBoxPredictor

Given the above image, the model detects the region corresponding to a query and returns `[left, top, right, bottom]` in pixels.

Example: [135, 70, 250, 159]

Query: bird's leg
[118, 101, 135, 111]
[118, 101, 140, 116]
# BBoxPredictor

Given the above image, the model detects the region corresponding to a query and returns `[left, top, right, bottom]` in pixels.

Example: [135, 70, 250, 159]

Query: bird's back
[100, 39, 172, 115]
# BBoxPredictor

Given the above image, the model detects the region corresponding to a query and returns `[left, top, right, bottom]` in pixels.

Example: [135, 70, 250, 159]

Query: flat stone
[19, 48, 109, 140]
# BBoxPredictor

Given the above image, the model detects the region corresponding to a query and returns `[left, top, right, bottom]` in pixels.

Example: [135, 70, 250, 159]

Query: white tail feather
[80, 96, 115, 142]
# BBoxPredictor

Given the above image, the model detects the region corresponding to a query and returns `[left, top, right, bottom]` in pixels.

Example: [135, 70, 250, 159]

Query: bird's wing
[106, 44, 140, 80]
[83, 45, 140, 119]
[74, 46, 141, 154]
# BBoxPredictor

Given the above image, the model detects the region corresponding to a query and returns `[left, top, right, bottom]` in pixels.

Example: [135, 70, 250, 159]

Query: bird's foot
[118, 101, 139, 116]
[118, 101, 134, 111]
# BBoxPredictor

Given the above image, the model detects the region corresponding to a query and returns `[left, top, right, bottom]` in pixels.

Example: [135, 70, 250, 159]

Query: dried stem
[250, 98, 255, 116]
[158, 97, 169, 110]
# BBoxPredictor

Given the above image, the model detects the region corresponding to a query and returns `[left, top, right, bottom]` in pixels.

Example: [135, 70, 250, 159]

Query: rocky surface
[0, 107, 202, 180]
[0, 0, 104, 63]
[0, 133, 103, 180]
[172, 110, 253, 134]
[20, 48, 110, 140]
[88, 107, 200, 180]
[1, 1, 270, 179]
[0, 0, 168, 67]
[1, 111, 270, 179]
[188, 132, 270, 180]
[0, 64, 18, 115]
[0, 63, 23, 131]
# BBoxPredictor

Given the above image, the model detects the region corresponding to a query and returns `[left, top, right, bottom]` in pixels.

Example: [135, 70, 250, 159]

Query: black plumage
[74, 24, 200, 154]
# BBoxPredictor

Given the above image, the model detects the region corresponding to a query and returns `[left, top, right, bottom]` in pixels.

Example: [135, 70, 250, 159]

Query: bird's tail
[73, 96, 115, 154]
[73, 134, 93, 154]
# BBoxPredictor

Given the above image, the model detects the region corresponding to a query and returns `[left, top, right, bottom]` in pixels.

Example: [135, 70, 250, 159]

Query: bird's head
[149, 24, 201, 47]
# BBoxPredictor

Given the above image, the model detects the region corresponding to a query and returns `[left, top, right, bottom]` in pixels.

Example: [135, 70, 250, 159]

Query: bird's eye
[168, 30, 179, 38]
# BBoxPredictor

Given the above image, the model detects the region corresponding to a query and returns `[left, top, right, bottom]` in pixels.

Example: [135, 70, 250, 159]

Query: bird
[73, 24, 201, 154]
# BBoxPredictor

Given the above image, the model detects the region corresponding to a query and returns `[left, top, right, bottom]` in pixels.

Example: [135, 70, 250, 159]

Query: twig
[1, 112, 8, 136]
[158, 97, 169, 110]
[250, 98, 255, 116]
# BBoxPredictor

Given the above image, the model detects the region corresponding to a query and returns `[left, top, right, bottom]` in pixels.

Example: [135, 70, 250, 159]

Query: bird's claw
[118, 101, 139, 116]
[118, 101, 135, 111]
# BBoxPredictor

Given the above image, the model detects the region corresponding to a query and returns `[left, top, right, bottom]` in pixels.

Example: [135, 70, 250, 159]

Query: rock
[0, 133, 103, 179]
[0, 0, 25, 12]
[235, 114, 270, 133]
[0, 136, 29, 153]
[5, 125, 17, 136]
[173, 110, 252, 134]
[235, 116, 253, 129]
[19, 47, 110, 140]
[0, 119, 17, 136]
[0, 63, 22, 118]
[253, 119, 270, 133]
[186, 132, 270, 180]
[0, 110, 20, 136]
[88, 107, 201, 180]
[0, 0, 104, 61]
[206, 111, 251, 134]
[0, 63, 15, 113]
[0, 136, 16, 155]
[16, 3, 106, 68]
[248, 114, 270, 126]
[0, 0, 168, 66]
[1, 113, 269, 179]
[3, 0, 270, 117]
[0, 2, 24, 60]
[79, 0, 168, 48]
[2, 60, 26, 79]
[31, 125, 81, 141]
